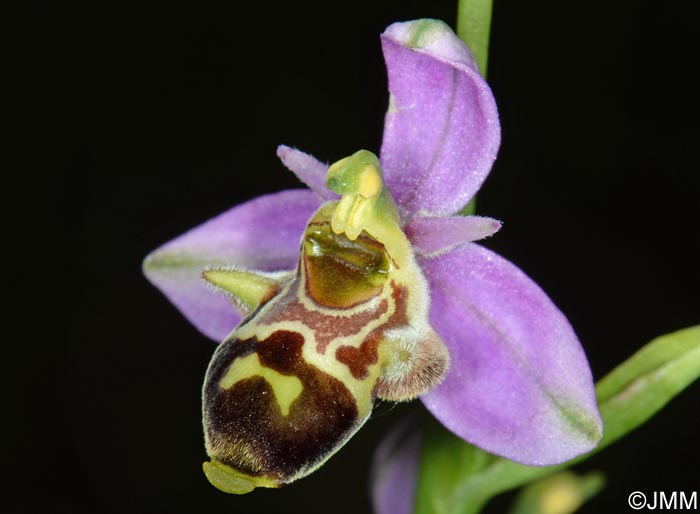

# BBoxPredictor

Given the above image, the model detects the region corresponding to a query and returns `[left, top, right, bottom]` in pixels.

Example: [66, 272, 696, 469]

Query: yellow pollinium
[327, 154, 384, 240]
[358, 164, 382, 198]
[326, 150, 410, 266]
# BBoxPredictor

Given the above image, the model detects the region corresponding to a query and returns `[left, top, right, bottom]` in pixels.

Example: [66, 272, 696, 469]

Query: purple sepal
[405, 215, 501, 256]
[379, 20, 501, 219]
[277, 145, 337, 201]
[420, 244, 603, 465]
[143, 190, 322, 341]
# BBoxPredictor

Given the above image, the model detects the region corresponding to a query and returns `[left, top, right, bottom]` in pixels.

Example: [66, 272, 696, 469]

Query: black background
[28, 0, 700, 512]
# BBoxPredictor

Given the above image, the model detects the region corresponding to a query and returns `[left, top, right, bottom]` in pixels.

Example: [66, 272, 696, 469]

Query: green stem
[456, 0, 493, 76]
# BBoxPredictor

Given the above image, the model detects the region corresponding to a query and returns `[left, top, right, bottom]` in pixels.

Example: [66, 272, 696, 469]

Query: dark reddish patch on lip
[335, 281, 410, 380]
[203, 330, 359, 483]
[335, 334, 382, 380]
[260, 286, 389, 354]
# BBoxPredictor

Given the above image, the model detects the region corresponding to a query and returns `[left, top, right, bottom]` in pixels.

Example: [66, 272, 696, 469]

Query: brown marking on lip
[335, 281, 410, 380]
[335, 333, 382, 380]
[203, 330, 359, 484]
[307, 221, 330, 228]
[372, 283, 449, 401]
[260, 284, 389, 354]
[387, 281, 409, 326]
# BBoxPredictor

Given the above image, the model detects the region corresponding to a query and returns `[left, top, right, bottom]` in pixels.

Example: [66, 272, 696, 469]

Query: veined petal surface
[405, 215, 501, 257]
[380, 19, 500, 219]
[420, 244, 603, 465]
[143, 190, 322, 341]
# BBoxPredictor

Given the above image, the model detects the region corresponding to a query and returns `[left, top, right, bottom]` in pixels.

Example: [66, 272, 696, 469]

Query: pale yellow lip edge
[203, 459, 279, 494]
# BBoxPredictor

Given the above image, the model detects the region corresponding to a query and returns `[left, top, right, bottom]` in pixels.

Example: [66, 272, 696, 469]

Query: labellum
[201, 150, 449, 493]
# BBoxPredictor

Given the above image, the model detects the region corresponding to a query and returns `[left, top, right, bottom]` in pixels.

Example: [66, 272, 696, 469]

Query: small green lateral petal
[143, 189, 322, 341]
[202, 267, 288, 313]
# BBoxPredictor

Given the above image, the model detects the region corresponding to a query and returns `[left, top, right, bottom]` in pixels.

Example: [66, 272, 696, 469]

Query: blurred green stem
[456, 0, 493, 76]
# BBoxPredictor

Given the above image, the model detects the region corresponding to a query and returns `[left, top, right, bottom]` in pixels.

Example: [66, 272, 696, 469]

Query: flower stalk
[457, 0, 493, 75]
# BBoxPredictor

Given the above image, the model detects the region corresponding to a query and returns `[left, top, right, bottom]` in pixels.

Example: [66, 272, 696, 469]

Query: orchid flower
[143, 19, 602, 494]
